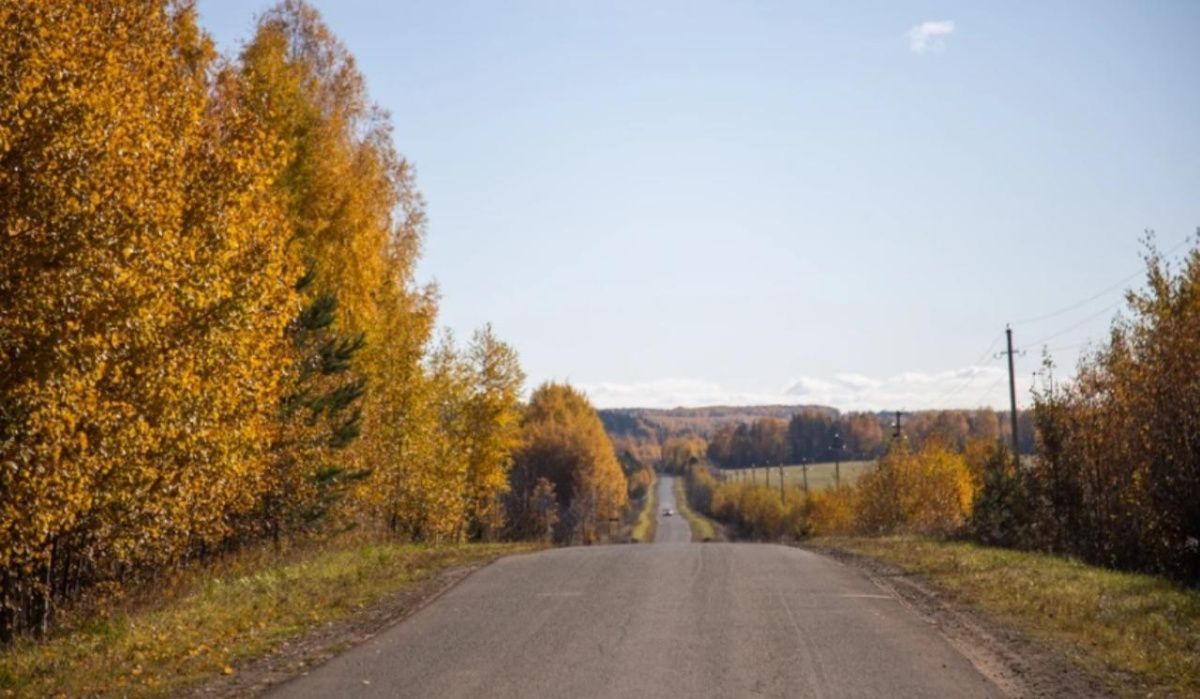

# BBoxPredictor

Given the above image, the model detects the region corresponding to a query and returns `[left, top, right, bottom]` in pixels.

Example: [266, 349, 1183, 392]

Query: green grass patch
[630, 472, 658, 543]
[724, 461, 874, 491]
[673, 476, 718, 542]
[814, 535, 1200, 697]
[0, 540, 537, 698]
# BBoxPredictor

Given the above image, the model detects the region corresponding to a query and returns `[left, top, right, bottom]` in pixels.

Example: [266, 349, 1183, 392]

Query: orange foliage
[855, 441, 975, 536]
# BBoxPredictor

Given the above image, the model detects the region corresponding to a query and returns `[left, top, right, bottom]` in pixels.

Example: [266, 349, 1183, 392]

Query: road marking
[835, 593, 892, 599]
[536, 591, 583, 597]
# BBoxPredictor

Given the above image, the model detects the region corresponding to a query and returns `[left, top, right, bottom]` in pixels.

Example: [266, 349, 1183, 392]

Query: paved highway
[653, 475, 692, 543]
[272, 541, 1002, 698]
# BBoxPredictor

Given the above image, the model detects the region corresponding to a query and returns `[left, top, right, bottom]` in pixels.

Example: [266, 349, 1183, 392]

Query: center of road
[654, 475, 693, 544]
[270, 538, 1002, 698]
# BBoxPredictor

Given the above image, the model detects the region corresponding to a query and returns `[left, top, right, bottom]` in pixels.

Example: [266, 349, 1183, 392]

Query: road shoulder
[801, 542, 1112, 698]
[671, 474, 721, 542]
[185, 550, 535, 698]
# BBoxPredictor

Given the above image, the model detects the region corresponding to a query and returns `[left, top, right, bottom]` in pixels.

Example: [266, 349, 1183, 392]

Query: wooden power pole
[1004, 325, 1020, 465]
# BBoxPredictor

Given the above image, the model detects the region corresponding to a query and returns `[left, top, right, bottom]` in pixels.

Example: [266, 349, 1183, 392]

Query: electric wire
[930, 332, 1005, 409]
[1010, 234, 1193, 325]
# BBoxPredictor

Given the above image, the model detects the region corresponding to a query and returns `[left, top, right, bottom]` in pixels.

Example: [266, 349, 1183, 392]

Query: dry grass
[673, 476, 718, 542]
[630, 472, 658, 543]
[0, 540, 537, 698]
[815, 536, 1200, 697]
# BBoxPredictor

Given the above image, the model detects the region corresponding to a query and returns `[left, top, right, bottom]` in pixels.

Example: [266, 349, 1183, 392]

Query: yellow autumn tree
[0, 0, 530, 641]
[855, 440, 975, 536]
[0, 2, 296, 637]
[240, 1, 441, 538]
[460, 325, 525, 540]
[239, 0, 409, 332]
[511, 383, 628, 543]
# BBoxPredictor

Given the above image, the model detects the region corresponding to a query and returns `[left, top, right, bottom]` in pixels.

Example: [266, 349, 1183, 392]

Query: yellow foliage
[805, 487, 858, 536]
[512, 383, 627, 543]
[0, 0, 297, 625]
[459, 326, 525, 539]
[689, 466, 805, 540]
[0, 1, 527, 643]
[855, 441, 975, 536]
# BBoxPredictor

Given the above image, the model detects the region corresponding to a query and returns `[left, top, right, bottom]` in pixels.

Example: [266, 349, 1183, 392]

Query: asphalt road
[271, 543, 1002, 698]
[653, 475, 692, 543]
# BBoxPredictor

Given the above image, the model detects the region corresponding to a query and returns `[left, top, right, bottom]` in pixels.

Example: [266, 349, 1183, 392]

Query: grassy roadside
[630, 471, 658, 542]
[672, 475, 718, 542]
[813, 536, 1200, 697]
[0, 540, 538, 698]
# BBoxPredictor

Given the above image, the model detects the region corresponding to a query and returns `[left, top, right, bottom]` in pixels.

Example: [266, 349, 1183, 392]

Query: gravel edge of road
[184, 562, 494, 698]
[799, 543, 1116, 699]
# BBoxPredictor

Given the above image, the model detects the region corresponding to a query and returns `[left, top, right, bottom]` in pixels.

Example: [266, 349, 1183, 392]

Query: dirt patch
[804, 544, 1114, 699]
[183, 563, 485, 698]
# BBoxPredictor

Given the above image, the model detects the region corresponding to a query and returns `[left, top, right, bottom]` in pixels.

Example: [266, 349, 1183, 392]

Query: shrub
[856, 441, 975, 536]
[806, 486, 858, 536]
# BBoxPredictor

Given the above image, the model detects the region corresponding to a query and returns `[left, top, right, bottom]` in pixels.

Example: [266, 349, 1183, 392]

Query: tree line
[703, 408, 1033, 470]
[0, 1, 630, 641]
[686, 437, 983, 541]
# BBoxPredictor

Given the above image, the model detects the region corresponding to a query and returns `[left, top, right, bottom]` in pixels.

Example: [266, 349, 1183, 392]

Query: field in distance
[719, 460, 874, 490]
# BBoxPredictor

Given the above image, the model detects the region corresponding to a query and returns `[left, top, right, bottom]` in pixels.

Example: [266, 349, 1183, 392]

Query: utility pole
[893, 411, 902, 440]
[802, 458, 809, 495]
[833, 432, 842, 489]
[1003, 324, 1021, 466]
[779, 464, 785, 504]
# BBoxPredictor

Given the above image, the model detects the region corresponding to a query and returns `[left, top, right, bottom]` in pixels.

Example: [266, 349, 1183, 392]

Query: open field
[720, 460, 875, 491]
[0, 541, 538, 698]
[812, 535, 1200, 697]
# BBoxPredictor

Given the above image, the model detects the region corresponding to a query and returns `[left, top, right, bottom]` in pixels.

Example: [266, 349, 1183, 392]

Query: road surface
[271, 543, 1002, 698]
[653, 475, 692, 543]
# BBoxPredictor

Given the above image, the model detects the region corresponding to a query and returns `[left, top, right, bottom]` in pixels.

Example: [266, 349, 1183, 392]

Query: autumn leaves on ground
[0, 3, 645, 694]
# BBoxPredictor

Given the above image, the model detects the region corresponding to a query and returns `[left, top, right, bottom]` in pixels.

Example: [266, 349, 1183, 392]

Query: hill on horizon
[599, 404, 839, 439]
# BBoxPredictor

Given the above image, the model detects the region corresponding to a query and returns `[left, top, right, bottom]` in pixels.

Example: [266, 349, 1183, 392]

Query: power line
[928, 234, 1193, 412]
[967, 374, 1007, 409]
[1041, 341, 1093, 355]
[1010, 234, 1193, 326]
[930, 332, 1005, 409]
[1023, 298, 1124, 350]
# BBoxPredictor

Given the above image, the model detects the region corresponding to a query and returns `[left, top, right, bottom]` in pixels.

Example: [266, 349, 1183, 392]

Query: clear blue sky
[198, 0, 1199, 411]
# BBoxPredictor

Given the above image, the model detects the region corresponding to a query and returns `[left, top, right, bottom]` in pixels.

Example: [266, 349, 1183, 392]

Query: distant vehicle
[663, 508, 674, 517]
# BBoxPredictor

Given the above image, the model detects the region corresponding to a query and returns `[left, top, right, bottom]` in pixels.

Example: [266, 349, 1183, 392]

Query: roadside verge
[630, 471, 658, 543]
[672, 475, 720, 542]
[807, 536, 1200, 697]
[0, 541, 539, 698]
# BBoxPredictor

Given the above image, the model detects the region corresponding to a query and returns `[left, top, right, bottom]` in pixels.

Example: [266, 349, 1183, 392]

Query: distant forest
[600, 405, 1036, 470]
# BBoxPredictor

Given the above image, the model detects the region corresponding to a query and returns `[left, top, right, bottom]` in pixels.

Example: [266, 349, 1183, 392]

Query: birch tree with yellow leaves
[0, 2, 297, 638]
[510, 383, 628, 544]
[0, 0, 530, 641]
[460, 326, 526, 540]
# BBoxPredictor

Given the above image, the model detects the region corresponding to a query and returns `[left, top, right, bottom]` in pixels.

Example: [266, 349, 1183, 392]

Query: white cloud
[907, 20, 955, 54]
[575, 365, 1012, 411]
[575, 379, 788, 410]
